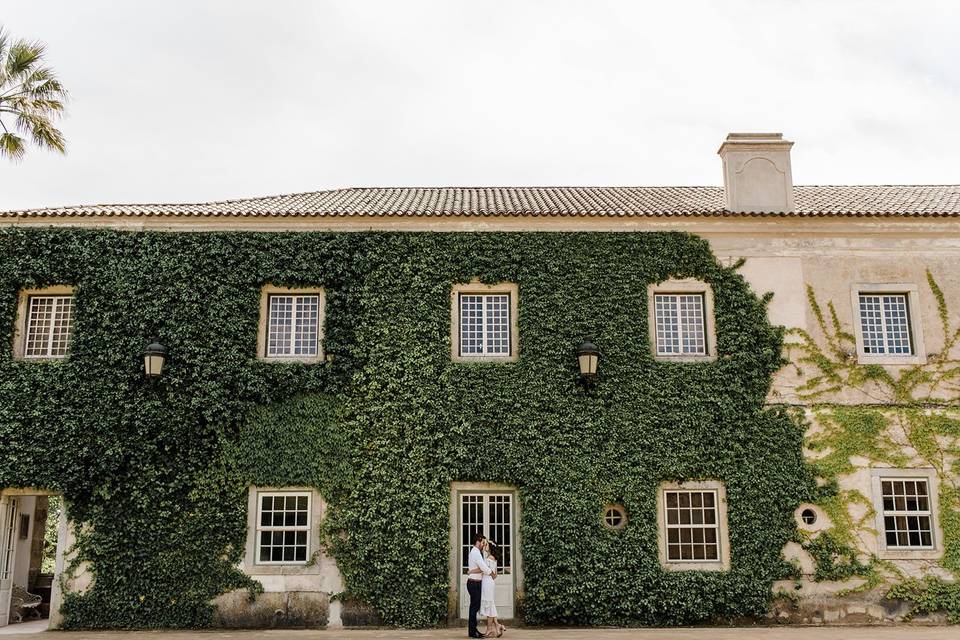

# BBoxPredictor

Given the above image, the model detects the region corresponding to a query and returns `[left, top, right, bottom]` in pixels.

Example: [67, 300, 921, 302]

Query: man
[467, 532, 493, 638]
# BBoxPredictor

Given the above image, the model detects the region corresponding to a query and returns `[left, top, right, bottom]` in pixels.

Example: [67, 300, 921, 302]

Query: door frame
[447, 482, 523, 622]
[0, 488, 67, 630]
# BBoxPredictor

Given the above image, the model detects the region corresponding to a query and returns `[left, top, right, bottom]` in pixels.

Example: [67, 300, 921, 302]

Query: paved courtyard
[1, 626, 958, 639]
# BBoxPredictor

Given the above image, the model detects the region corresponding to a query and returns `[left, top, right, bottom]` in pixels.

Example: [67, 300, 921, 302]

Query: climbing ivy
[786, 272, 960, 620]
[0, 227, 812, 628]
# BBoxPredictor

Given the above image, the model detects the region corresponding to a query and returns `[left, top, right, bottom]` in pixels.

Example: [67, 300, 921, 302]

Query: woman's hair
[486, 541, 500, 563]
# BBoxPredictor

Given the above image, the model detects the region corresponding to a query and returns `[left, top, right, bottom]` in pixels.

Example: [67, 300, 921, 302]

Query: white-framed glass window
[458, 293, 511, 357]
[266, 294, 320, 358]
[24, 295, 75, 358]
[858, 293, 913, 356]
[880, 478, 934, 549]
[654, 293, 706, 356]
[663, 489, 720, 562]
[256, 491, 311, 564]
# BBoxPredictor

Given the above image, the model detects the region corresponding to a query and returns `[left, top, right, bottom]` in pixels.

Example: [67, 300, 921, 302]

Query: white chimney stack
[718, 133, 795, 213]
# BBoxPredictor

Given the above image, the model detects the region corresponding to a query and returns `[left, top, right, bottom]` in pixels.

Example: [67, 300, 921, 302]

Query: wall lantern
[577, 341, 600, 383]
[144, 341, 168, 378]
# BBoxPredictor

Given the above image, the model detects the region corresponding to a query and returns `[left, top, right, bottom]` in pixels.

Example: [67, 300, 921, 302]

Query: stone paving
[1, 626, 958, 639]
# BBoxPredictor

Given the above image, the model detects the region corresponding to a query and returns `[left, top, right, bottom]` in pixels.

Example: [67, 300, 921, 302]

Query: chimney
[717, 132, 794, 213]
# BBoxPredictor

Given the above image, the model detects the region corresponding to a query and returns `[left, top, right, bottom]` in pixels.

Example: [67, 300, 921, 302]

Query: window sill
[653, 354, 716, 363]
[875, 545, 941, 561]
[661, 561, 729, 572]
[257, 355, 326, 364]
[452, 355, 519, 364]
[856, 354, 927, 366]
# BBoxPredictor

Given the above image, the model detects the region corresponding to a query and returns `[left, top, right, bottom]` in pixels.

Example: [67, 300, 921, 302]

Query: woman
[480, 540, 506, 637]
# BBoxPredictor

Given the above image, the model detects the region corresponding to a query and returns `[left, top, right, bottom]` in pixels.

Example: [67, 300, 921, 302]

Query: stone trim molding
[646, 278, 717, 363]
[242, 486, 327, 577]
[869, 468, 943, 561]
[11, 285, 75, 361]
[850, 283, 926, 366]
[656, 480, 731, 572]
[256, 285, 325, 363]
[449, 281, 520, 363]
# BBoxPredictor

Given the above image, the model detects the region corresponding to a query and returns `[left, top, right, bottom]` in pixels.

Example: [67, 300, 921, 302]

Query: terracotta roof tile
[3, 185, 960, 218]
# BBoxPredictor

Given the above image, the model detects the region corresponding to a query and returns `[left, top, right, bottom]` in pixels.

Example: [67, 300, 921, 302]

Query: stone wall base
[211, 589, 329, 628]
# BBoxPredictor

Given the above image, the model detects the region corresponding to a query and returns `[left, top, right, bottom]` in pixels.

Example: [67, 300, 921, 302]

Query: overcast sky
[2, 1, 959, 210]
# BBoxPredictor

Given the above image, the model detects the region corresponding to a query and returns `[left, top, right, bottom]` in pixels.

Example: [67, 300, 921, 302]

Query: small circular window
[602, 505, 627, 529]
[800, 508, 817, 525]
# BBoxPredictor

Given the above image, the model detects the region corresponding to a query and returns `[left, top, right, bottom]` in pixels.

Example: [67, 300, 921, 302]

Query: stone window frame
[850, 283, 926, 366]
[870, 468, 943, 561]
[242, 486, 325, 575]
[647, 278, 717, 362]
[12, 285, 76, 361]
[450, 281, 519, 363]
[656, 480, 730, 571]
[601, 504, 627, 530]
[256, 285, 325, 363]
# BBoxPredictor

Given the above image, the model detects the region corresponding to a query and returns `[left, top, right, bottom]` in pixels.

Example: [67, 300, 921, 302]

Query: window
[858, 293, 912, 355]
[647, 279, 716, 362]
[602, 505, 627, 529]
[257, 286, 324, 362]
[451, 282, 519, 362]
[880, 479, 933, 549]
[664, 489, 719, 561]
[657, 481, 729, 570]
[654, 293, 706, 356]
[267, 294, 320, 357]
[851, 284, 925, 365]
[870, 469, 941, 559]
[256, 491, 311, 564]
[459, 294, 510, 356]
[13, 287, 75, 360]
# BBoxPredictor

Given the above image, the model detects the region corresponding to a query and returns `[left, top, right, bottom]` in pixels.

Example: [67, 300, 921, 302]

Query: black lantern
[577, 341, 600, 382]
[144, 341, 167, 378]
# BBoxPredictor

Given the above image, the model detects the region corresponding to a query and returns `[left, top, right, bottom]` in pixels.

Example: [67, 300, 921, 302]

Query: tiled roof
[3, 185, 960, 218]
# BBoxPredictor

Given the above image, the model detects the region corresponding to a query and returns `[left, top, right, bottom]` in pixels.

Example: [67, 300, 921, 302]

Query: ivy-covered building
[0, 133, 959, 629]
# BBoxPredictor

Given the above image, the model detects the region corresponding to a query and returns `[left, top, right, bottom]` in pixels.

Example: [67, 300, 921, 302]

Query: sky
[2, 0, 960, 210]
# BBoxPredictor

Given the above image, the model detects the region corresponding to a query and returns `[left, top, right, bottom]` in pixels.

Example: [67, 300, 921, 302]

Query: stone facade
[1, 133, 958, 628]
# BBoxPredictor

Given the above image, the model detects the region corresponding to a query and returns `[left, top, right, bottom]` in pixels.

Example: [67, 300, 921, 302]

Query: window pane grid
[267, 294, 320, 357]
[881, 479, 933, 549]
[459, 293, 511, 357]
[24, 295, 74, 358]
[664, 490, 720, 562]
[654, 293, 706, 356]
[460, 493, 512, 575]
[859, 293, 912, 355]
[256, 492, 311, 564]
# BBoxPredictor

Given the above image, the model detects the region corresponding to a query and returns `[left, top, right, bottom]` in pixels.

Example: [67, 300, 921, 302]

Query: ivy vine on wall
[786, 271, 960, 621]
[0, 227, 812, 628]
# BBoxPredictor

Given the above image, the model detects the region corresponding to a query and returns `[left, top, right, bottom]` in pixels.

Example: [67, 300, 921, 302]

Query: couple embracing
[466, 532, 506, 638]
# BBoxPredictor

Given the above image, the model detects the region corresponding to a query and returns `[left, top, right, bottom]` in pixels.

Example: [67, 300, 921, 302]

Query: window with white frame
[663, 488, 720, 562]
[256, 492, 311, 564]
[880, 478, 934, 549]
[24, 295, 75, 358]
[858, 293, 913, 355]
[654, 293, 707, 356]
[266, 294, 320, 358]
[458, 293, 511, 357]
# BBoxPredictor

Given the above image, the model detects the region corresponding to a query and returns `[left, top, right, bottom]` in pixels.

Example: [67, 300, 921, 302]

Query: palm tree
[0, 26, 68, 160]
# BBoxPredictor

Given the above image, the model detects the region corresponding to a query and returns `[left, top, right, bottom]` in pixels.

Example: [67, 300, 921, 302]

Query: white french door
[0, 496, 19, 627]
[458, 492, 515, 620]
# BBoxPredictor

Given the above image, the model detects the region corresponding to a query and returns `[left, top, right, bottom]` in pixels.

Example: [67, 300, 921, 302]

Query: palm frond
[0, 131, 25, 160]
[15, 111, 65, 152]
[5, 39, 43, 81]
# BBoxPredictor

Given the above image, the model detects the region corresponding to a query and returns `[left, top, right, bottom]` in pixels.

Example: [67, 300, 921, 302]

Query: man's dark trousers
[467, 578, 482, 637]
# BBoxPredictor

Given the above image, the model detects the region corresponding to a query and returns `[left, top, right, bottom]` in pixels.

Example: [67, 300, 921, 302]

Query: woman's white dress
[480, 556, 498, 618]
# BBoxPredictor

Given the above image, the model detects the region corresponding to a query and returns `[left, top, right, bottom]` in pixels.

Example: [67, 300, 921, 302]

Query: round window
[800, 508, 817, 525]
[602, 505, 627, 529]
